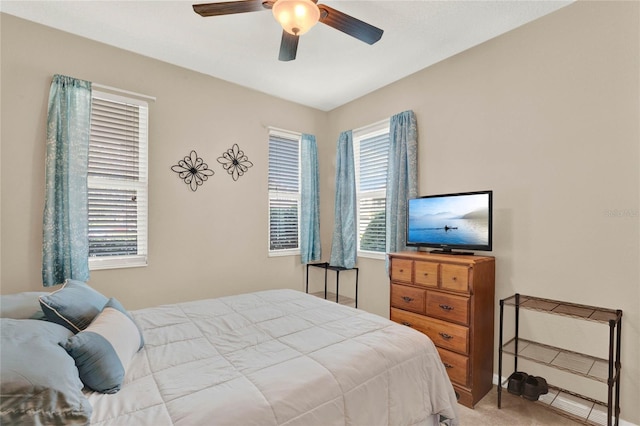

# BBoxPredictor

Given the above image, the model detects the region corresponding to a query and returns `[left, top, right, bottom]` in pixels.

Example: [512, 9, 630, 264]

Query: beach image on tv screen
[408, 193, 489, 246]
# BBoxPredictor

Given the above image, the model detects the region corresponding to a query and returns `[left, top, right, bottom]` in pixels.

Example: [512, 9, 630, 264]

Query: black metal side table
[305, 262, 359, 308]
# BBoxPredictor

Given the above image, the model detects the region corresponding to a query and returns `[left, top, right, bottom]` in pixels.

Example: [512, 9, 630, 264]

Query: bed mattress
[87, 289, 460, 425]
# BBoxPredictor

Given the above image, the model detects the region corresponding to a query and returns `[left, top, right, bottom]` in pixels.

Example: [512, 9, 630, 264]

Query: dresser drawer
[441, 264, 470, 293]
[426, 291, 469, 326]
[391, 284, 425, 314]
[437, 347, 469, 386]
[391, 308, 469, 355]
[391, 259, 413, 283]
[414, 261, 438, 288]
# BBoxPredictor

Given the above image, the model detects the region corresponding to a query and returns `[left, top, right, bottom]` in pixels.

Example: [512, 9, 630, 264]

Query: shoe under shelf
[499, 374, 609, 426]
[501, 338, 614, 425]
[502, 337, 611, 383]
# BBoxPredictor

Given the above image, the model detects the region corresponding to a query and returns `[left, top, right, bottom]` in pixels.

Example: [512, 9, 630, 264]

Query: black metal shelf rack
[498, 294, 622, 426]
[305, 262, 359, 308]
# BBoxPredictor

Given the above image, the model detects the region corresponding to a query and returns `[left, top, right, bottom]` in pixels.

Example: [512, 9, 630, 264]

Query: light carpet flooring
[310, 291, 356, 308]
[457, 390, 581, 425]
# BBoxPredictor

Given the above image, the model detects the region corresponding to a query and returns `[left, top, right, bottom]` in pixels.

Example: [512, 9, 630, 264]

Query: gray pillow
[39, 280, 108, 333]
[63, 298, 144, 394]
[0, 318, 92, 425]
[0, 292, 48, 319]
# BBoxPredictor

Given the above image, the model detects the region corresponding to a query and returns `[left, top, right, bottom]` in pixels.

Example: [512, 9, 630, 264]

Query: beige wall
[0, 13, 328, 307]
[1, 1, 638, 424]
[328, 1, 639, 423]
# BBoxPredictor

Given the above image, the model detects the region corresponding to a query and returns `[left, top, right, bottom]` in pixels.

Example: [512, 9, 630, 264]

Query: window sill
[357, 251, 385, 260]
[268, 249, 301, 258]
[89, 255, 147, 271]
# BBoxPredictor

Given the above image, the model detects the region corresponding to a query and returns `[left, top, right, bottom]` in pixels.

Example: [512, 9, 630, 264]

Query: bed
[1, 283, 460, 425]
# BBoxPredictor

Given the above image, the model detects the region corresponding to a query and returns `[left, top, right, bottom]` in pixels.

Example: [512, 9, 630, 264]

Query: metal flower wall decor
[171, 150, 214, 191]
[217, 143, 253, 181]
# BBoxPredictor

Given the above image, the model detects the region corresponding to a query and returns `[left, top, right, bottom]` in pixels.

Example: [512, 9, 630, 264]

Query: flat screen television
[406, 190, 493, 254]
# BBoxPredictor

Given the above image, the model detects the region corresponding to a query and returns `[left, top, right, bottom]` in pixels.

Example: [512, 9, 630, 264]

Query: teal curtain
[329, 131, 357, 269]
[386, 110, 418, 269]
[42, 75, 92, 287]
[300, 133, 321, 264]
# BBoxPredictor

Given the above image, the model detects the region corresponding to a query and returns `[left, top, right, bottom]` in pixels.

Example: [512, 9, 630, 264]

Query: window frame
[353, 119, 390, 260]
[88, 90, 149, 271]
[267, 128, 301, 257]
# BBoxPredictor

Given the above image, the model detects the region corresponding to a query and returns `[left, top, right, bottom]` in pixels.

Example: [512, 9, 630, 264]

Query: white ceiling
[1, 0, 573, 111]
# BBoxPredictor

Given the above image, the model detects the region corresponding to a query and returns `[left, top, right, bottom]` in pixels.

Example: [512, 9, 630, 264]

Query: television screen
[407, 190, 492, 253]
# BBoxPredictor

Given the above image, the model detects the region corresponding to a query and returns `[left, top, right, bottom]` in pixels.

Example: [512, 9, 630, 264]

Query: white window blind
[268, 129, 300, 255]
[354, 120, 390, 256]
[88, 90, 148, 270]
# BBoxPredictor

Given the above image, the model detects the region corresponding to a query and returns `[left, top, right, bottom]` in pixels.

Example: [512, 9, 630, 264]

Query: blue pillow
[63, 298, 144, 394]
[39, 280, 108, 333]
[0, 318, 92, 424]
[0, 292, 48, 319]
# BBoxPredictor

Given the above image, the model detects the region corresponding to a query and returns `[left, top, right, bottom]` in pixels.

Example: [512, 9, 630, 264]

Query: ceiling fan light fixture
[272, 0, 320, 36]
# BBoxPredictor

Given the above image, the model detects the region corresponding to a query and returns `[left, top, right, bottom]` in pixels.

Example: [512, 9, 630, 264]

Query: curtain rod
[92, 83, 156, 102]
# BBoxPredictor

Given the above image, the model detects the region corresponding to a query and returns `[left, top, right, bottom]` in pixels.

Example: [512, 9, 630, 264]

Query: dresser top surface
[389, 251, 494, 265]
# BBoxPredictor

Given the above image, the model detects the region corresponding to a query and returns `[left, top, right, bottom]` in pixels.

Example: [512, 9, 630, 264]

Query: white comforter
[87, 289, 459, 425]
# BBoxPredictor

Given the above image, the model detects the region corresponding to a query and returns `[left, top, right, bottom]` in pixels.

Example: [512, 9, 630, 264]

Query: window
[88, 90, 148, 270]
[268, 129, 301, 255]
[353, 120, 390, 258]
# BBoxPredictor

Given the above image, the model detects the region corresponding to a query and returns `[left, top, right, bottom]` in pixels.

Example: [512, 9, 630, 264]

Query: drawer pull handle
[452, 277, 457, 281]
[439, 304, 454, 311]
[402, 296, 414, 302]
[401, 321, 413, 327]
[443, 363, 453, 369]
[399, 269, 404, 273]
[439, 332, 453, 340]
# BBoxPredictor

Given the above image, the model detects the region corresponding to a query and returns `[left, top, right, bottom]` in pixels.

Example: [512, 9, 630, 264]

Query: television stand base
[429, 249, 475, 255]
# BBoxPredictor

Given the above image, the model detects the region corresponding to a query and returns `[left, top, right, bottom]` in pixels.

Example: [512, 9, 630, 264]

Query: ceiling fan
[193, 0, 383, 61]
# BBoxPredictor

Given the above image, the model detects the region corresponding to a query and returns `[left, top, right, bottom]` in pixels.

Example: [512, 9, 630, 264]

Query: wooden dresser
[388, 251, 495, 408]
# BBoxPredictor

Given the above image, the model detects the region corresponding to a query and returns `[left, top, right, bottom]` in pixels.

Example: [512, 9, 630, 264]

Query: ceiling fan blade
[278, 31, 299, 61]
[317, 4, 383, 45]
[193, 0, 266, 17]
